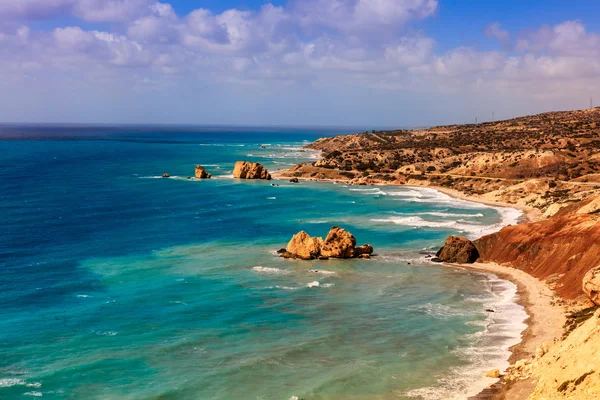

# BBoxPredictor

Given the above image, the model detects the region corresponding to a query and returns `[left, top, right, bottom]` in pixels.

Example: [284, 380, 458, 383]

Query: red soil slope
[475, 213, 600, 299]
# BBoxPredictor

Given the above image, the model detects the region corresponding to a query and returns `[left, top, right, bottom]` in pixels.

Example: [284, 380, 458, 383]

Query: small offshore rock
[233, 161, 272, 180]
[290, 178, 299, 183]
[162, 173, 170, 178]
[280, 252, 296, 259]
[195, 165, 212, 179]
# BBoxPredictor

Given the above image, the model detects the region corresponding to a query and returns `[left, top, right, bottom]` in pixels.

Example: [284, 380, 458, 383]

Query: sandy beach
[432, 186, 543, 223]
[450, 262, 566, 400]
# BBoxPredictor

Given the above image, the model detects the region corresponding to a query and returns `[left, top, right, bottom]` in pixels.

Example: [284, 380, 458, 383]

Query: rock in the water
[320, 226, 357, 259]
[290, 178, 299, 183]
[355, 244, 374, 257]
[233, 161, 272, 180]
[436, 236, 480, 264]
[195, 165, 212, 179]
[281, 226, 373, 260]
[486, 369, 501, 378]
[162, 173, 170, 178]
[286, 231, 323, 260]
[583, 266, 600, 305]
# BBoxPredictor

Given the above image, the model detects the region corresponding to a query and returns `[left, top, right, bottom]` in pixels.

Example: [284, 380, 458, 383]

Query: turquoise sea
[0, 127, 527, 399]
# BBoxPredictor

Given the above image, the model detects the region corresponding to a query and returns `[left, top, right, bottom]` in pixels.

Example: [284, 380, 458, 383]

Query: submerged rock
[281, 226, 373, 260]
[583, 266, 600, 305]
[233, 161, 272, 180]
[195, 165, 212, 179]
[436, 236, 480, 264]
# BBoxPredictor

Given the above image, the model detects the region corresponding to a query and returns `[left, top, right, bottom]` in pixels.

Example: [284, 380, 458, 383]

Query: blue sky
[1, 0, 600, 126]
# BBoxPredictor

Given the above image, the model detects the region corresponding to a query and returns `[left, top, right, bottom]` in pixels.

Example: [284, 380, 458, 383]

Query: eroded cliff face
[475, 212, 600, 300]
[527, 310, 600, 400]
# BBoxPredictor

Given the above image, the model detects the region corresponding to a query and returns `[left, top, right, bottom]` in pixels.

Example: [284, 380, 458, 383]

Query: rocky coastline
[275, 108, 600, 400]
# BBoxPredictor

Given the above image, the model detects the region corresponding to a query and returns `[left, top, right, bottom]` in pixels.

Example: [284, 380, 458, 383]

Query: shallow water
[0, 127, 527, 399]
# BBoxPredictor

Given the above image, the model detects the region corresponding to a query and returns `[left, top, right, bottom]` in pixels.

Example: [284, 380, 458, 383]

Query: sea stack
[280, 226, 373, 260]
[233, 161, 272, 180]
[195, 165, 212, 179]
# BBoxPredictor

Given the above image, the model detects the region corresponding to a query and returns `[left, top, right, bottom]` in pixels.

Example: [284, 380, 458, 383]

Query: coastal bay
[0, 127, 533, 399]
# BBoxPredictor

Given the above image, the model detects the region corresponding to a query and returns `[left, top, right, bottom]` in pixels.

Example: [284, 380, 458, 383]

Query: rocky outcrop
[162, 173, 170, 178]
[320, 226, 357, 259]
[285, 231, 322, 260]
[195, 165, 212, 179]
[475, 213, 600, 300]
[582, 266, 600, 305]
[233, 161, 272, 180]
[281, 226, 373, 260]
[435, 236, 480, 264]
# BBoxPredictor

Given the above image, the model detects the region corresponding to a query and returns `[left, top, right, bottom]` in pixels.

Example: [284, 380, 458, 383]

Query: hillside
[280, 108, 600, 216]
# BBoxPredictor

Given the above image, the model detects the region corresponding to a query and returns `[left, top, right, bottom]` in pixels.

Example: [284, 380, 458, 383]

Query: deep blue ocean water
[0, 127, 527, 399]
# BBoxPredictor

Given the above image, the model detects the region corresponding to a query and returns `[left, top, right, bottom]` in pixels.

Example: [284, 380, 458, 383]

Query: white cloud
[485, 22, 509, 44]
[0, 0, 157, 22]
[1, 1, 600, 119]
[0, 0, 74, 19]
[292, 0, 438, 35]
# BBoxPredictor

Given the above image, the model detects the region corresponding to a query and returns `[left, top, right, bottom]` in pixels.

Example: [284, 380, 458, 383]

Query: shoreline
[273, 166, 558, 400]
[449, 262, 566, 400]
[272, 172, 541, 224]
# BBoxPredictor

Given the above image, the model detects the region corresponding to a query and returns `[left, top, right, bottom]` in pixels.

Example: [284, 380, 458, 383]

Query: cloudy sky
[1, 0, 600, 126]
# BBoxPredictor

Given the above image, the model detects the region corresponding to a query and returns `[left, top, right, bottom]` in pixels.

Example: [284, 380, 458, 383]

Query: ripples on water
[0, 128, 526, 399]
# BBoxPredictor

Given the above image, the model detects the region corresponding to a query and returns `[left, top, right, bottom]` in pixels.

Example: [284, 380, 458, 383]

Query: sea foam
[252, 266, 290, 275]
[405, 275, 527, 400]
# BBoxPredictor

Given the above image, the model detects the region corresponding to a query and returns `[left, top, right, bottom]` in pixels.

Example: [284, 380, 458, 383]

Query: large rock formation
[320, 226, 357, 259]
[435, 236, 480, 264]
[195, 165, 212, 179]
[233, 161, 271, 180]
[286, 231, 322, 260]
[475, 213, 600, 300]
[582, 266, 600, 305]
[281, 226, 373, 260]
